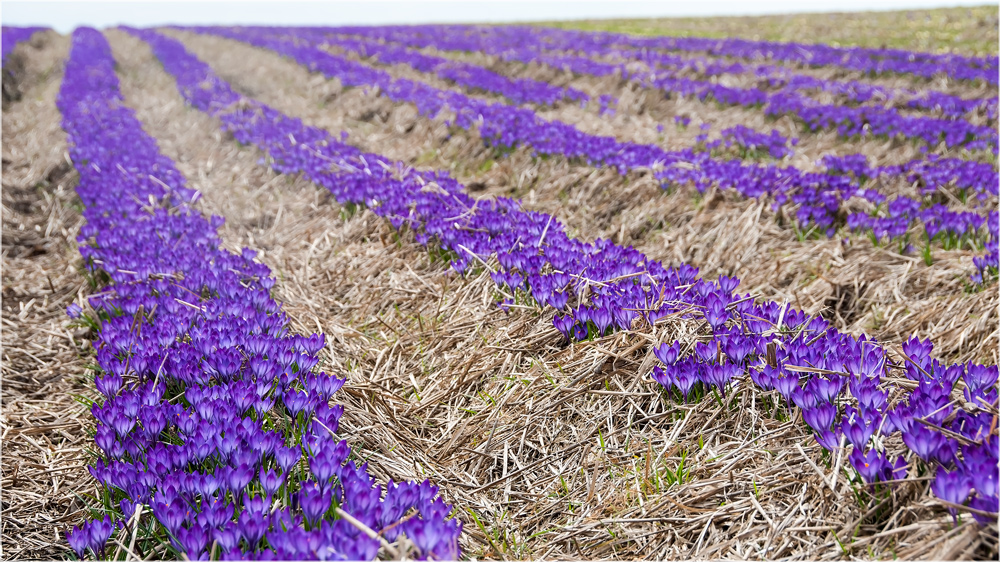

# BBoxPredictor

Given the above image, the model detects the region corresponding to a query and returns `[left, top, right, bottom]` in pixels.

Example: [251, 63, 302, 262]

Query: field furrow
[1, 30, 94, 561]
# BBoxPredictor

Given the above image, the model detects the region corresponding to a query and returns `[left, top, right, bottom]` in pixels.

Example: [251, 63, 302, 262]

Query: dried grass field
[2, 7, 998, 561]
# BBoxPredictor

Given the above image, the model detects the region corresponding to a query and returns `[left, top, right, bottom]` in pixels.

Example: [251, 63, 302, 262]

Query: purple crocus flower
[66, 524, 91, 558]
[932, 467, 972, 521]
[902, 425, 945, 462]
[814, 429, 840, 451]
[275, 445, 301, 473]
[66, 302, 83, 319]
[849, 447, 888, 484]
[87, 515, 115, 557]
[802, 402, 837, 432]
[653, 341, 681, 366]
[703, 295, 728, 331]
[694, 341, 717, 363]
[174, 524, 210, 558]
[260, 467, 284, 499]
[299, 484, 332, 526]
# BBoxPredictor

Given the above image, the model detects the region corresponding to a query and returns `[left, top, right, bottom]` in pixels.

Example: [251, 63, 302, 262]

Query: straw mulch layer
[2, 30, 60, 105]
[1, 32, 98, 560]
[1, 24, 997, 560]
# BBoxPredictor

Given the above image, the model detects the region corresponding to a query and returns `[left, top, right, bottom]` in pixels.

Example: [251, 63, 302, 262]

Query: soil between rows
[1, 31, 96, 561]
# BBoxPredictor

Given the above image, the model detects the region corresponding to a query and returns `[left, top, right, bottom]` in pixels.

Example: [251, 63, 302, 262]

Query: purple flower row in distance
[131, 27, 997, 526]
[334, 24, 997, 120]
[479, 27, 999, 119]
[191, 26, 998, 283]
[273, 26, 995, 149]
[315, 31, 588, 107]
[601, 46, 996, 119]
[405, 24, 1000, 85]
[288, 25, 998, 216]
[552, 25, 1000, 84]
[225, 25, 1000, 202]
[60, 27, 460, 561]
[322, 25, 997, 152]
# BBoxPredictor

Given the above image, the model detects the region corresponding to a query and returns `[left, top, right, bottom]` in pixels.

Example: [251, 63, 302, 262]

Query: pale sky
[1, 0, 993, 34]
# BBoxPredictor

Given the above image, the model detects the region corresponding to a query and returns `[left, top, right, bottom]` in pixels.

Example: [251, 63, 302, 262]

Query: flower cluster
[844, 199, 986, 246]
[650, 301, 998, 525]
[1, 25, 47, 65]
[130, 27, 998, 527]
[715, 124, 796, 160]
[62, 27, 460, 560]
[823, 153, 999, 201]
[198, 25, 997, 284]
[820, 153, 999, 279]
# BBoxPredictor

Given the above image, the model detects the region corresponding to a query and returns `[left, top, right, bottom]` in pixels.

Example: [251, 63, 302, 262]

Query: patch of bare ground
[2, 32, 71, 183]
[164, 29, 996, 364]
[2, 30, 63, 105]
[1, 33, 98, 560]
[109, 30, 999, 560]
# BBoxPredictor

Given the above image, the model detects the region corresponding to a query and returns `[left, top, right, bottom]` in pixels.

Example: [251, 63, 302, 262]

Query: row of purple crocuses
[131, 26, 997, 528]
[336, 24, 998, 120]
[240, 26, 1000, 210]
[187, 25, 999, 283]
[403, 24, 1000, 85]
[317, 25, 999, 203]
[601, 46, 996, 119]
[320, 25, 997, 152]
[247, 26, 799, 160]
[60, 27, 461, 561]
[522, 26, 999, 117]
[229, 24, 999, 165]
[321, 33, 588, 107]
[306, 27, 997, 153]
